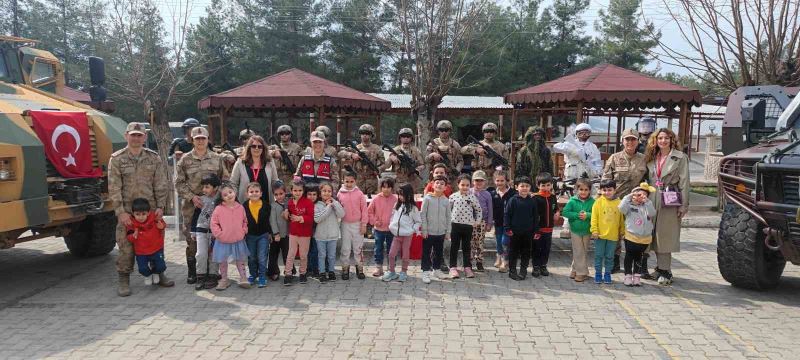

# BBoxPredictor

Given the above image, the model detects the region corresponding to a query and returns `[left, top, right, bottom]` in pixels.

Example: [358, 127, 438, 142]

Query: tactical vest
[300, 154, 332, 183]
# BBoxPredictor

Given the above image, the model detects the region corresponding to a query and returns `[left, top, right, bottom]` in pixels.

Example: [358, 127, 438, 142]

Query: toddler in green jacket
[561, 178, 595, 282]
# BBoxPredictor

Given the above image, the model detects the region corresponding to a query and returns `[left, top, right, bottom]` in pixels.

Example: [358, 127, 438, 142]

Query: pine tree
[590, 0, 660, 70]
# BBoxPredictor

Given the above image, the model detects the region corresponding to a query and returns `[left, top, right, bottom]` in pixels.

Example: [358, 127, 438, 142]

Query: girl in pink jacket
[211, 182, 250, 291]
[337, 170, 369, 280]
[367, 177, 398, 277]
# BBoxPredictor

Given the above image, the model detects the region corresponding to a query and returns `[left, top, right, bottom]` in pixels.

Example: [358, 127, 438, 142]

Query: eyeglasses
[279, 132, 291, 136]
[483, 130, 496, 134]
[399, 134, 412, 138]
[437, 128, 450, 132]
[250, 144, 264, 149]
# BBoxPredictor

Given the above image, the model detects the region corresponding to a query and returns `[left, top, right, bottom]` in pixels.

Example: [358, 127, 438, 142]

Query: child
[194, 173, 221, 290]
[470, 170, 493, 272]
[243, 182, 271, 288]
[126, 198, 173, 287]
[338, 171, 369, 280]
[420, 175, 452, 284]
[504, 176, 539, 280]
[367, 177, 398, 277]
[314, 181, 345, 283]
[561, 178, 595, 282]
[210, 182, 251, 290]
[590, 179, 625, 284]
[423, 163, 453, 197]
[284, 179, 315, 285]
[619, 183, 657, 287]
[449, 174, 482, 279]
[384, 183, 422, 282]
[489, 171, 516, 272]
[532, 173, 559, 278]
[268, 181, 293, 281]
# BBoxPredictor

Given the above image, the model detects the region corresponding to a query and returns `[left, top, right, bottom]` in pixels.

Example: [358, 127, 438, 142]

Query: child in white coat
[383, 183, 422, 282]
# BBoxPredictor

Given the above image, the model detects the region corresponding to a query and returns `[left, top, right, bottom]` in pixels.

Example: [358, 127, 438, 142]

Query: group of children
[123, 165, 658, 290]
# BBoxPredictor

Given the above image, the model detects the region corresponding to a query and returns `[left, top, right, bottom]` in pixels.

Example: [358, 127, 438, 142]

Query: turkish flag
[30, 111, 102, 178]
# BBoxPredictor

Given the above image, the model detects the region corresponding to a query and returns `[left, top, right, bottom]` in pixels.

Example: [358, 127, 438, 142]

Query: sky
[155, 0, 692, 76]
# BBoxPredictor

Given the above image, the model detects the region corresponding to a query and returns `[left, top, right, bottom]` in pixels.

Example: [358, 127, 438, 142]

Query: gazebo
[198, 68, 391, 145]
[504, 63, 702, 177]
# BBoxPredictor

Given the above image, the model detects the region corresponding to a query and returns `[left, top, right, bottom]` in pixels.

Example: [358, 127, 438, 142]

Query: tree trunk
[147, 104, 175, 189]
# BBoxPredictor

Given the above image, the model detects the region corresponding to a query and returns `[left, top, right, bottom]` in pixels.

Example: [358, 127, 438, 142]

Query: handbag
[661, 185, 682, 207]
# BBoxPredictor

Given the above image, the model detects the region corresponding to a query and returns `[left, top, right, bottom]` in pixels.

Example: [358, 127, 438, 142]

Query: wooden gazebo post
[576, 101, 585, 123]
[510, 108, 519, 179]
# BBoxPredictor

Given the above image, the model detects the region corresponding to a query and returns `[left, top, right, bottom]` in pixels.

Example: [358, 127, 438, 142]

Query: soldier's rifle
[346, 139, 381, 174]
[269, 136, 296, 174]
[382, 144, 421, 179]
[428, 141, 452, 168]
[467, 135, 509, 169]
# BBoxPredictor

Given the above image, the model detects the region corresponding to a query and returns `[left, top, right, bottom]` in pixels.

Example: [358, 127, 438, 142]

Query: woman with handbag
[644, 128, 690, 285]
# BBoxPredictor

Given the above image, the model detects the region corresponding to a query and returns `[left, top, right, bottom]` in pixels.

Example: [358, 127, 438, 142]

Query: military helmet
[358, 124, 375, 135]
[437, 120, 453, 130]
[277, 124, 292, 135]
[315, 126, 332, 138]
[239, 128, 254, 139]
[482, 123, 498, 132]
[398, 128, 414, 137]
[182, 118, 200, 128]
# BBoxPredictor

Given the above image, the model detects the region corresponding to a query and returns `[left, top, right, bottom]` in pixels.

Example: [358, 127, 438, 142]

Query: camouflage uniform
[339, 142, 387, 194]
[174, 148, 229, 263]
[603, 148, 648, 200]
[391, 143, 425, 192]
[108, 145, 169, 275]
[426, 137, 463, 188]
[270, 141, 304, 186]
[462, 139, 508, 180]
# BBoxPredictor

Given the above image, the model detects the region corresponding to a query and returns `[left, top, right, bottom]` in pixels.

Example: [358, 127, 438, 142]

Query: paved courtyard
[0, 228, 798, 359]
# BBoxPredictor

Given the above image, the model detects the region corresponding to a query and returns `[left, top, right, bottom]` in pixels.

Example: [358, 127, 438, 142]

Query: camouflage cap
[190, 126, 209, 139]
[622, 128, 639, 139]
[126, 122, 146, 135]
[472, 170, 487, 181]
[310, 130, 326, 142]
[398, 128, 413, 137]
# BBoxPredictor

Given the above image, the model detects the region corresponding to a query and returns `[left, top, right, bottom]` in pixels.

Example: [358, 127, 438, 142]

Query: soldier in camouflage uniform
[306, 125, 338, 158]
[169, 118, 198, 163]
[461, 123, 509, 180]
[174, 126, 229, 284]
[234, 128, 255, 158]
[269, 125, 304, 187]
[338, 124, 388, 195]
[389, 127, 425, 192]
[426, 120, 464, 188]
[108, 122, 171, 297]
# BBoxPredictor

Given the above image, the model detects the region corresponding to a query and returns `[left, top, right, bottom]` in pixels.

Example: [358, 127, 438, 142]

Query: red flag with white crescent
[30, 110, 102, 178]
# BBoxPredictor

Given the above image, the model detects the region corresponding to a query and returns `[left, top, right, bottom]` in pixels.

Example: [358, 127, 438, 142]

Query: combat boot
[187, 259, 197, 284]
[117, 272, 131, 297]
[341, 265, 350, 280]
[355, 265, 366, 280]
[158, 272, 175, 287]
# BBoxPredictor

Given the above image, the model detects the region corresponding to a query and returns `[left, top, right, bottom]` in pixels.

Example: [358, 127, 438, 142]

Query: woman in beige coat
[645, 128, 690, 285]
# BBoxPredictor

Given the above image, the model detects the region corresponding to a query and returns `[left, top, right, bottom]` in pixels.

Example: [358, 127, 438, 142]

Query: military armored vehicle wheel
[717, 203, 786, 290]
[65, 212, 117, 257]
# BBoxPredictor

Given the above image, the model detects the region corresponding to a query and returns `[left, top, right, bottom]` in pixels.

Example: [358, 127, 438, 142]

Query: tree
[589, 0, 659, 71]
[541, 0, 591, 79]
[658, 0, 800, 90]
[389, 0, 493, 146]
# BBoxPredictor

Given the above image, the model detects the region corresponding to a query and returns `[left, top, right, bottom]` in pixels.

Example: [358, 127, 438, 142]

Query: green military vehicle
[0, 35, 128, 256]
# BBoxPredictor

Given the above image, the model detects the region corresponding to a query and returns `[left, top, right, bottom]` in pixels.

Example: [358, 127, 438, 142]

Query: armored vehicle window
[31, 60, 55, 84]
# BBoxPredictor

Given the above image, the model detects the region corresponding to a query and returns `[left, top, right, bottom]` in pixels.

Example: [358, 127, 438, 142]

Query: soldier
[235, 128, 255, 157]
[295, 130, 340, 191]
[175, 126, 229, 284]
[269, 124, 304, 186]
[389, 128, 426, 192]
[169, 118, 199, 162]
[108, 122, 171, 297]
[426, 120, 464, 188]
[461, 123, 509, 180]
[515, 127, 553, 190]
[338, 124, 388, 194]
[306, 125, 338, 158]
[637, 117, 656, 154]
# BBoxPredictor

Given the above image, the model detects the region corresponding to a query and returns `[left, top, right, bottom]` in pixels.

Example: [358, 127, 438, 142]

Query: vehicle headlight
[0, 158, 16, 181]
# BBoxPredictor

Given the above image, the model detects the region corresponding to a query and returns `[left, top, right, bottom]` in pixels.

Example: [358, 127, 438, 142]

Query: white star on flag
[62, 153, 77, 167]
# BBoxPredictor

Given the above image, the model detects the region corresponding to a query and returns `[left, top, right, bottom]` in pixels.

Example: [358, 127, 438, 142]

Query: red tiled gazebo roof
[198, 68, 390, 112]
[504, 63, 702, 107]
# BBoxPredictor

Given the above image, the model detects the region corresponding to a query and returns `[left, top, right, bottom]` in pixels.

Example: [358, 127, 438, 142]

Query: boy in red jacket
[126, 198, 174, 287]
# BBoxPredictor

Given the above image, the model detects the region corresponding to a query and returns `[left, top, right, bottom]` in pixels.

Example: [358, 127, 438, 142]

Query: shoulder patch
[111, 148, 127, 157]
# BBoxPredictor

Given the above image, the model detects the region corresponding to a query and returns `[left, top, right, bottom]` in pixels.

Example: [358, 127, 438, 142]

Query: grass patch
[691, 186, 719, 198]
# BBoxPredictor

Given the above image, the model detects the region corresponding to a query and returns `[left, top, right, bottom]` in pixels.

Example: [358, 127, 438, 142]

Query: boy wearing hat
[618, 182, 657, 286]
[470, 170, 493, 271]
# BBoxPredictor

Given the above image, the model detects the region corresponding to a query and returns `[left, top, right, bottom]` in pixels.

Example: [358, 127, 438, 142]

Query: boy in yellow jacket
[590, 179, 625, 284]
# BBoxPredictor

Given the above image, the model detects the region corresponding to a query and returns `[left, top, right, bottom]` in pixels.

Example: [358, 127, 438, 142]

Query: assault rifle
[269, 136, 296, 174]
[467, 135, 508, 169]
[382, 144, 421, 179]
[428, 140, 452, 168]
[346, 140, 380, 173]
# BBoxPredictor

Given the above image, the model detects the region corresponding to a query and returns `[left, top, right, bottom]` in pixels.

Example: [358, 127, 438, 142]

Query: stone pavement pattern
[0, 228, 799, 359]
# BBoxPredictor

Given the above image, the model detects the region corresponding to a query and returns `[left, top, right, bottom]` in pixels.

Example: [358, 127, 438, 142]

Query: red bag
[410, 234, 423, 260]
[30, 111, 101, 178]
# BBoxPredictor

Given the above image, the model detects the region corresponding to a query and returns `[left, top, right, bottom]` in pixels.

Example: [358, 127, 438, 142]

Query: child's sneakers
[497, 260, 508, 273]
[299, 274, 308, 284]
[238, 279, 252, 289]
[258, 275, 267, 288]
[216, 279, 230, 291]
[372, 266, 383, 277]
[475, 262, 485, 272]
[382, 272, 399, 282]
[319, 274, 328, 283]
[398, 272, 408, 282]
[327, 271, 336, 282]
[623, 274, 633, 286]
[435, 269, 449, 280]
[464, 267, 475, 278]
[540, 266, 550, 276]
[283, 275, 293, 286]
[594, 273, 603, 284]
[422, 271, 432, 284]
[531, 266, 541, 278]
[248, 276, 256, 286]
[449, 268, 460, 279]
[144, 275, 153, 286]
[603, 273, 613, 284]
[633, 274, 642, 286]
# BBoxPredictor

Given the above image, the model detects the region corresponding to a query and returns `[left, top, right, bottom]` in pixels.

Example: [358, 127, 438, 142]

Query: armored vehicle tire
[64, 212, 117, 257]
[717, 202, 786, 290]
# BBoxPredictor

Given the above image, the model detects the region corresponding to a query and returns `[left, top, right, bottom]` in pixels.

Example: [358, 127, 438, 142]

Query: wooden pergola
[504, 63, 703, 177]
[197, 68, 391, 146]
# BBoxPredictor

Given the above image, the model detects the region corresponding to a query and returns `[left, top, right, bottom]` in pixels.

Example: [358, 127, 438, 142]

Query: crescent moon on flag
[51, 124, 81, 153]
